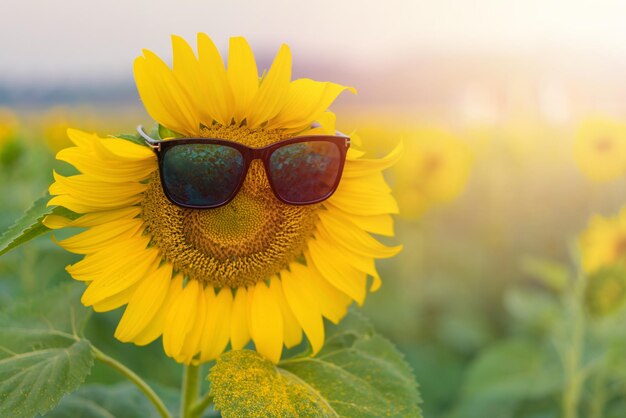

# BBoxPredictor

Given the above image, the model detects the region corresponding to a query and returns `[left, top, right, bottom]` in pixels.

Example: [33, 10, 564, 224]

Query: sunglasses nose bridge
[241, 147, 272, 185]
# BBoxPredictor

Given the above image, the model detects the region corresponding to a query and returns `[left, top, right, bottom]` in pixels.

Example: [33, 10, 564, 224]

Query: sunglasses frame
[137, 125, 350, 209]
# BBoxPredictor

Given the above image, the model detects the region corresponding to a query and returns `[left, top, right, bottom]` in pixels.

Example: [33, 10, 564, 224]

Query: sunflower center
[595, 137, 614, 152]
[141, 125, 320, 288]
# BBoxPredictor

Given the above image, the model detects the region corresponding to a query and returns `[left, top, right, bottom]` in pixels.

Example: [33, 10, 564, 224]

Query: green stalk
[180, 364, 201, 418]
[562, 274, 586, 418]
[588, 368, 607, 418]
[92, 346, 171, 418]
[190, 391, 214, 417]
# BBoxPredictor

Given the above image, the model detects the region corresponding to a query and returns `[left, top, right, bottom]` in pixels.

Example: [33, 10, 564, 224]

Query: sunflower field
[4, 4, 626, 418]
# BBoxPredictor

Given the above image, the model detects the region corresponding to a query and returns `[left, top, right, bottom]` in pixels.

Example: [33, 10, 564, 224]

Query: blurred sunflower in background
[395, 127, 473, 218]
[41, 107, 75, 153]
[578, 207, 626, 275]
[44, 34, 402, 364]
[574, 118, 626, 182]
[579, 208, 626, 314]
[0, 107, 18, 145]
[0, 107, 21, 166]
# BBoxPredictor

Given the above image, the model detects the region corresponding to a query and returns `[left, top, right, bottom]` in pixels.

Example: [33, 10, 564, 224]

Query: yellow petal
[227, 37, 259, 124]
[133, 274, 184, 346]
[46, 196, 137, 215]
[230, 287, 251, 350]
[318, 210, 402, 258]
[80, 248, 160, 306]
[115, 263, 173, 342]
[49, 172, 147, 213]
[179, 283, 208, 364]
[250, 281, 283, 363]
[342, 140, 404, 178]
[304, 255, 352, 324]
[200, 287, 233, 362]
[134, 51, 198, 136]
[55, 219, 144, 254]
[307, 240, 367, 305]
[66, 129, 154, 161]
[197, 33, 234, 126]
[281, 265, 324, 354]
[327, 191, 399, 216]
[171, 35, 210, 127]
[163, 280, 203, 360]
[66, 235, 151, 281]
[44, 207, 141, 230]
[323, 209, 394, 237]
[269, 277, 302, 349]
[50, 171, 147, 200]
[246, 286, 256, 340]
[246, 44, 292, 128]
[56, 147, 155, 183]
[90, 280, 141, 312]
[315, 224, 378, 277]
[267, 79, 355, 131]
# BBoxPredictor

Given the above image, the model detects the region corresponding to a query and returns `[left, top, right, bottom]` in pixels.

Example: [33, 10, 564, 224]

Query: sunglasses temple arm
[136, 125, 161, 150]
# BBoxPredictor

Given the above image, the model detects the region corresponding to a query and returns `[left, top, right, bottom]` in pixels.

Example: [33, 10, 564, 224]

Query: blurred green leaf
[0, 195, 79, 257]
[209, 312, 422, 418]
[521, 256, 569, 292]
[0, 284, 94, 418]
[44, 383, 156, 418]
[401, 342, 464, 417]
[504, 288, 560, 335]
[0, 139, 23, 167]
[464, 340, 560, 399]
[453, 340, 561, 417]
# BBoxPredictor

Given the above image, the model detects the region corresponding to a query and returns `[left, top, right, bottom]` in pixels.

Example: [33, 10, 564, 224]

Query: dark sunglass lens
[268, 141, 342, 203]
[161, 144, 244, 207]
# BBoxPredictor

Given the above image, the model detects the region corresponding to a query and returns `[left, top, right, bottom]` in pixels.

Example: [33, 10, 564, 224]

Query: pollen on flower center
[141, 125, 320, 288]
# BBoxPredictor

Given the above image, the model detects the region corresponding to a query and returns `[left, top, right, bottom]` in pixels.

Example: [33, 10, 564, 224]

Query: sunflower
[44, 34, 402, 364]
[579, 207, 626, 275]
[41, 107, 75, 153]
[574, 118, 626, 182]
[0, 107, 18, 147]
[395, 127, 472, 218]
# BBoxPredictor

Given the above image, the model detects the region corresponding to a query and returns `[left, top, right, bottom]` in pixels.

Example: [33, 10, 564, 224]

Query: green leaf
[0, 284, 94, 418]
[44, 383, 157, 418]
[462, 340, 560, 399]
[0, 284, 91, 345]
[209, 312, 422, 418]
[0, 195, 79, 257]
[521, 256, 569, 292]
[504, 288, 560, 334]
[0, 340, 93, 418]
[158, 124, 182, 139]
[452, 340, 561, 417]
[210, 350, 334, 417]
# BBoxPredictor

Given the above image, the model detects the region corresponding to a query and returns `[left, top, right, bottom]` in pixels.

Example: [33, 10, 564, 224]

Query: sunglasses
[137, 126, 350, 209]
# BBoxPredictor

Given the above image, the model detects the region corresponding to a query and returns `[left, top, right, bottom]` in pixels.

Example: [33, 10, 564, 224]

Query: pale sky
[3, 0, 626, 82]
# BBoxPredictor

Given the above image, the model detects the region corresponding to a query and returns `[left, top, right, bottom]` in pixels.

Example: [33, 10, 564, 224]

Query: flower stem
[180, 364, 201, 418]
[92, 346, 171, 418]
[190, 391, 214, 417]
[588, 368, 607, 418]
[562, 274, 586, 418]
